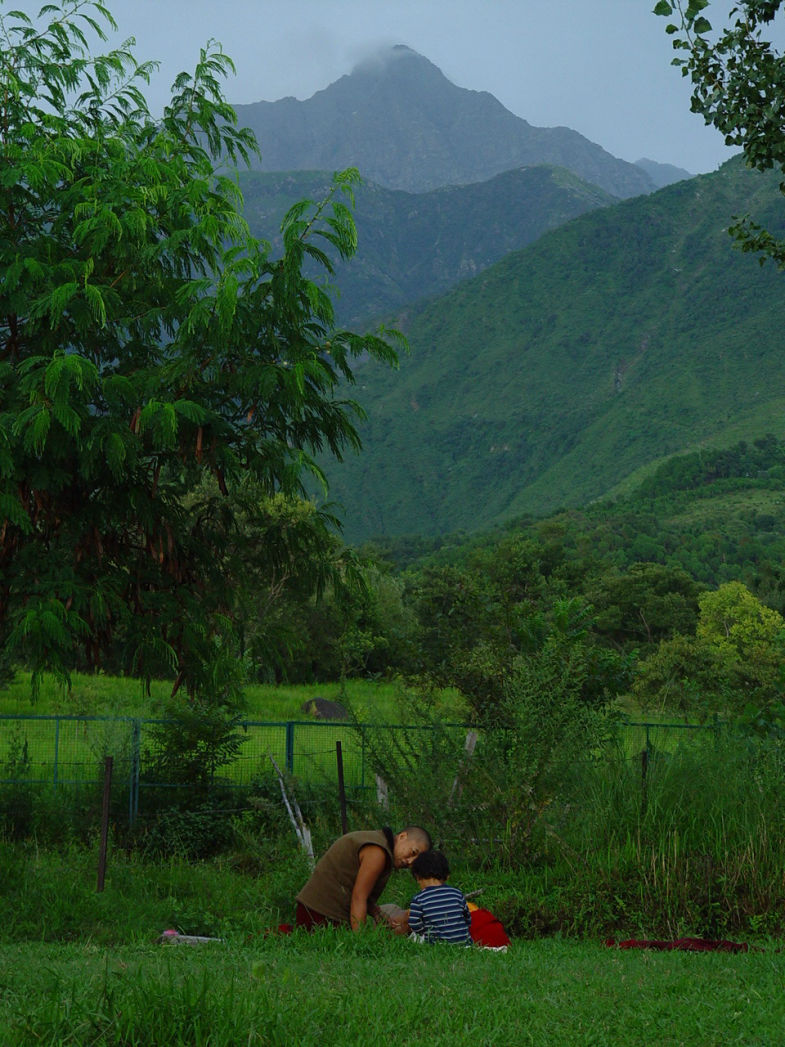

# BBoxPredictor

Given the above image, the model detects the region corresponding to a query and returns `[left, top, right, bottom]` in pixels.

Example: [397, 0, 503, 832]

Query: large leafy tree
[655, 0, 785, 264]
[0, 1, 398, 696]
[633, 581, 785, 716]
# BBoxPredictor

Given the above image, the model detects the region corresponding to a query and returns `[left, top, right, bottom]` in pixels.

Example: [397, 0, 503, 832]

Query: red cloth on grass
[469, 907, 511, 948]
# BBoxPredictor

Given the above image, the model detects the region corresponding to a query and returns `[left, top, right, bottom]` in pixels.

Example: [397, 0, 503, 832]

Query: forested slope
[322, 157, 785, 541]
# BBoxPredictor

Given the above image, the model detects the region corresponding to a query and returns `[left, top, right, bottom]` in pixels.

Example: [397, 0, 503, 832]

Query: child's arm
[407, 899, 425, 936]
[377, 903, 410, 934]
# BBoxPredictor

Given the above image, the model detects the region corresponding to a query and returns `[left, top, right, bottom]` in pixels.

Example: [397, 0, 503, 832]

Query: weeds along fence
[0, 712, 728, 832]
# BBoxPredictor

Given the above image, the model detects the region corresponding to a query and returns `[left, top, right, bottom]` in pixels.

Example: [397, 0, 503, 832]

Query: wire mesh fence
[0, 712, 727, 831]
[0, 714, 381, 826]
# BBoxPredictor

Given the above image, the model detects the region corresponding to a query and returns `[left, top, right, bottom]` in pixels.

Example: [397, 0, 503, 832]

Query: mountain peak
[352, 43, 421, 69]
[348, 44, 450, 88]
[234, 49, 655, 198]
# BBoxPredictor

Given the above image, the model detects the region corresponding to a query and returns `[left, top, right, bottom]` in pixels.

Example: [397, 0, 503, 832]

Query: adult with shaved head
[295, 826, 432, 932]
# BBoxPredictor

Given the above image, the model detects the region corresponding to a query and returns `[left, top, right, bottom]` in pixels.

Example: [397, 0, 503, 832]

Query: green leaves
[0, 1, 398, 698]
[658, 0, 785, 261]
[685, 0, 710, 18]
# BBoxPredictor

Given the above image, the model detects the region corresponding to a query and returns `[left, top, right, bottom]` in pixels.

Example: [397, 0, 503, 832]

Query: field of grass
[0, 671, 466, 721]
[1, 844, 782, 1046]
[3, 934, 783, 1047]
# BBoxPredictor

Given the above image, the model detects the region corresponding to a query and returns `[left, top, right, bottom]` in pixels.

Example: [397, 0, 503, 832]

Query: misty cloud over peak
[351, 43, 421, 72]
[348, 42, 446, 83]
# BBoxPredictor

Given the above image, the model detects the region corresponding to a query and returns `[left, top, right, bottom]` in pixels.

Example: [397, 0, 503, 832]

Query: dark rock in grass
[301, 697, 350, 721]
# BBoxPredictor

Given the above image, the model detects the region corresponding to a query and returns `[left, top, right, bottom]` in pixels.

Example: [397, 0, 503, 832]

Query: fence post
[129, 719, 141, 828]
[449, 729, 478, 806]
[53, 717, 60, 792]
[336, 740, 348, 834]
[97, 755, 113, 892]
[376, 774, 389, 810]
[285, 721, 295, 774]
[640, 724, 651, 817]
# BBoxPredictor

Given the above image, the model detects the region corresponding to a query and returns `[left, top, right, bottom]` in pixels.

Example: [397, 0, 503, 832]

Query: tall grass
[495, 728, 785, 939]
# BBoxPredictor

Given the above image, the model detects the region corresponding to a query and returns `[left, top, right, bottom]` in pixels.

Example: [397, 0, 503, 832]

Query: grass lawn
[0, 671, 467, 722]
[1, 934, 782, 1046]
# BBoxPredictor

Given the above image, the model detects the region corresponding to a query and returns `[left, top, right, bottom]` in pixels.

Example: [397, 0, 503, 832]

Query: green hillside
[319, 157, 785, 542]
[239, 166, 614, 325]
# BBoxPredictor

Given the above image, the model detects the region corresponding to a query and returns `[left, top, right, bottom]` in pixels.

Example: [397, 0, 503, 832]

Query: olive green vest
[296, 829, 393, 924]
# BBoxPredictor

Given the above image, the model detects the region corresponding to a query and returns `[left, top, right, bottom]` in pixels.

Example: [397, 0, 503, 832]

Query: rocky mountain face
[234, 45, 656, 199]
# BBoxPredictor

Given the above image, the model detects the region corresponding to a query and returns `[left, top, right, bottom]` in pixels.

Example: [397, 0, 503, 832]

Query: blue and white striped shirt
[408, 884, 472, 945]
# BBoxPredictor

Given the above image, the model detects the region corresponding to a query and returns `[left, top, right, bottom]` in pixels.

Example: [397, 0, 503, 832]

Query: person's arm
[349, 845, 388, 931]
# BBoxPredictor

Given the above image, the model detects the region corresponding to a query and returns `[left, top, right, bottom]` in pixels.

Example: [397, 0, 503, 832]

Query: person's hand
[388, 910, 410, 935]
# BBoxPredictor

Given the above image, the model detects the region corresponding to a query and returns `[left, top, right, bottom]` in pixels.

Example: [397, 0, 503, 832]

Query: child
[407, 849, 472, 945]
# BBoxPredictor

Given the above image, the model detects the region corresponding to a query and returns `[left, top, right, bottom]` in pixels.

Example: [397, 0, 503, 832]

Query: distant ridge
[239, 165, 615, 325]
[317, 158, 785, 542]
[635, 157, 694, 188]
[234, 45, 656, 199]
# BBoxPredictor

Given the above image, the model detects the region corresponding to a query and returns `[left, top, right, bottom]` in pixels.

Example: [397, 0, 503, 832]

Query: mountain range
[234, 45, 668, 199]
[239, 166, 615, 326]
[230, 46, 783, 544]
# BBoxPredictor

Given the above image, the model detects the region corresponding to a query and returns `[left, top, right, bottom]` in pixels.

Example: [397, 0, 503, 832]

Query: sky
[80, 0, 744, 174]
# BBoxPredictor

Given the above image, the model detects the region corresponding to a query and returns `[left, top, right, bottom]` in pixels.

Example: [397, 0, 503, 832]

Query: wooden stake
[449, 730, 478, 805]
[97, 755, 113, 892]
[336, 740, 348, 835]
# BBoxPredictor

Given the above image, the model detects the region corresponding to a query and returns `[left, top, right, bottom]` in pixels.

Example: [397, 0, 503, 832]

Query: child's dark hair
[411, 848, 450, 882]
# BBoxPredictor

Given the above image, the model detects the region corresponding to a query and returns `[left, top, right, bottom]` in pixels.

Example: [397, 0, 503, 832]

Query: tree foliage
[633, 581, 785, 716]
[655, 0, 785, 263]
[403, 536, 633, 727]
[0, 1, 398, 697]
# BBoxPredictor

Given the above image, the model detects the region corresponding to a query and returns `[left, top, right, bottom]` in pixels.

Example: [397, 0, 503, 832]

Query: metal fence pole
[285, 721, 295, 774]
[129, 719, 141, 828]
[53, 717, 60, 792]
[336, 740, 348, 834]
[97, 755, 113, 892]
